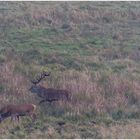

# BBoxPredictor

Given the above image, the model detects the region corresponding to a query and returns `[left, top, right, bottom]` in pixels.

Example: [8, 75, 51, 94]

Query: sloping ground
[0, 2, 140, 138]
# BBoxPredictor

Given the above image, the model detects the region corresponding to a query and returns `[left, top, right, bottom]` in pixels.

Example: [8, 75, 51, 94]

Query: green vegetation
[0, 1, 140, 138]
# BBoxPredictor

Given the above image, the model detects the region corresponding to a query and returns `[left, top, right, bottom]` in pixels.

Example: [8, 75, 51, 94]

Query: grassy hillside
[0, 2, 140, 138]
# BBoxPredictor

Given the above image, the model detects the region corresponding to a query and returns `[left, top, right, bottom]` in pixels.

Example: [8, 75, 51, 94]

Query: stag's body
[0, 104, 36, 123]
[30, 85, 71, 104]
[38, 88, 71, 104]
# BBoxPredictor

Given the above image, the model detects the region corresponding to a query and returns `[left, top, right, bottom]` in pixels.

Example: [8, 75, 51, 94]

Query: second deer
[0, 103, 37, 123]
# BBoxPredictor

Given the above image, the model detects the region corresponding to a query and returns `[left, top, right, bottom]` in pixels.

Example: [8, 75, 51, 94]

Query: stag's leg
[39, 99, 58, 105]
[28, 112, 36, 122]
[10, 114, 18, 127]
[39, 99, 46, 105]
[17, 115, 20, 122]
[11, 114, 15, 122]
[32, 113, 37, 121]
[11, 114, 19, 122]
[10, 116, 13, 122]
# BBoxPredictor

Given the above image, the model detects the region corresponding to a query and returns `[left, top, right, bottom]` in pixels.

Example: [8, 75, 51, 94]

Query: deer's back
[0, 104, 36, 114]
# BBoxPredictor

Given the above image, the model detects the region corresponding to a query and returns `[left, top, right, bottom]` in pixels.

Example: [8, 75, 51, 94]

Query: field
[0, 2, 140, 138]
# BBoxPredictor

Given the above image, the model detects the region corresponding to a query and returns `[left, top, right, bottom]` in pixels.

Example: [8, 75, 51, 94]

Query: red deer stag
[0, 103, 36, 123]
[29, 71, 71, 104]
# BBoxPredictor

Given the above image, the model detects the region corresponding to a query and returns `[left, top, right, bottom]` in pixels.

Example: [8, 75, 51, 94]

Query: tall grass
[0, 2, 140, 138]
[0, 58, 140, 117]
[0, 60, 36, 106]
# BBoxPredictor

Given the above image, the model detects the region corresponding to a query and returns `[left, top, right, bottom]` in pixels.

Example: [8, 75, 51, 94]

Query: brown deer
[29, 71, 71, 104]
[30, 84, 71, 105]
[0, 103, 37, 123]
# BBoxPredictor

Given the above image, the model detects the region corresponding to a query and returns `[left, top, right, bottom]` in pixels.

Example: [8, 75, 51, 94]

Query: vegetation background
[0, 1, 140, 138]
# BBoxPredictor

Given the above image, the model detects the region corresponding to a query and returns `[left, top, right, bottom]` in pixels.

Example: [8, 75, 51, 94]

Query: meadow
[0, 2, 140, 138]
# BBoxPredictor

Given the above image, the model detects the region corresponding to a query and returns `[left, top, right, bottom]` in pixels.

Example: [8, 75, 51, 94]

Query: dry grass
[0, 59, 140, 117]
[0, 2, 140, 138]
[41, 68, 140, 116]
[0, 60, 36, 107]
[99, 120, 140, 138]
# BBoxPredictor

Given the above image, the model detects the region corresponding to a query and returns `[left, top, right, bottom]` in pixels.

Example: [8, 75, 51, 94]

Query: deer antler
[31, 71, 50, 85]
